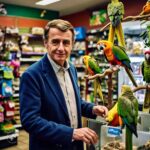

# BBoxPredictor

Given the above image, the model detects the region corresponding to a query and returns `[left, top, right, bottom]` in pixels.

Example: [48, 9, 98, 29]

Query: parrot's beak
[82, 57, 85, 64]
[145, 53, 150, 60]
[82, 58, 85, 64]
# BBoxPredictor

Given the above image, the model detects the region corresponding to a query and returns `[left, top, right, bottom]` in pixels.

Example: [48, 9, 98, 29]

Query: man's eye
[63, 40, 70, 46]
[51, 39, 60, 45]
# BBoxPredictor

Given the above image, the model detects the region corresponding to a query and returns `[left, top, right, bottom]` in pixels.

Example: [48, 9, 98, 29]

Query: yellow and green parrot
[97, 40, 138, 87]
[107, 0, 125, 47]
[117, 85, 139, 150]
[82, 55, 104, 104]
[141, 50, 150, 113]
[107, 0, 124, 27]
[117, 85, 138, 150]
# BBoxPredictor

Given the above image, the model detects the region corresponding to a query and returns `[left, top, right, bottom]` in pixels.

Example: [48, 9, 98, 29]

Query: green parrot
[141, 50, 150, 113]
[117, 85, 138, 150]
[107, 0, 124, 27]
[97, 40, 138, 87]
[82, 55, 104, 104]
[107, 0, 125, 47]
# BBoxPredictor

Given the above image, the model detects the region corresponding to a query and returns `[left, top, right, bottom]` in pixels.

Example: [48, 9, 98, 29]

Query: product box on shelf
[74, 27, 86, 40]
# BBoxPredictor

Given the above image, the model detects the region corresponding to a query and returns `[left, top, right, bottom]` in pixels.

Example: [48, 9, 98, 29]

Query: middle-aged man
[20, 19, 108, 150]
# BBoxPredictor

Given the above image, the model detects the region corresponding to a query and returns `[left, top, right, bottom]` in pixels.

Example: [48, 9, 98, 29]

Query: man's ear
[44, 40, 48, 49]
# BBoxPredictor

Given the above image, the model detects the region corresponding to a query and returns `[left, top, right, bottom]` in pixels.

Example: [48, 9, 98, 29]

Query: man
[19, 19, 108, 150]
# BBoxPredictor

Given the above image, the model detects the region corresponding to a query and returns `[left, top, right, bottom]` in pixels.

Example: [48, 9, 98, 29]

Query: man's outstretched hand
[92, 105, 108, 117]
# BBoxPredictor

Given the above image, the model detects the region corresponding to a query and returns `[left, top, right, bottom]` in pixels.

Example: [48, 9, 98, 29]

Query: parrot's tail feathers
[115, 23, 125, 47]
[108, 24, 115, 43]
[125, 67, 138, 87]
[123, 119, 138, 137]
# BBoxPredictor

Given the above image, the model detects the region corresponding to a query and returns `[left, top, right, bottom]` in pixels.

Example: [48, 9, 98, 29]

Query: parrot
[107, 0, 124, 27]
[117, 85, 139, 150]
[107, 0, 125, 47]
[97, 40, 138, 87]
[141, 50, 150, 113]
[82, 55, 104, 104]
[140, 0, 150, 16]
[106, 102, 123, 127]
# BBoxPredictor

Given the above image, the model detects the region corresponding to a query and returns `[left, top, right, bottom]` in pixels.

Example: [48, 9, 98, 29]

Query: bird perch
[133, 85, 150, 93]
[100, 13, 150, 32]
[85, 67, 120, 108]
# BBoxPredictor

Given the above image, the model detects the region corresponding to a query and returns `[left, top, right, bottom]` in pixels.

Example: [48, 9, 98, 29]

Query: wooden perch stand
[85, 67, 120, 108]
[85, 67, 150, 108]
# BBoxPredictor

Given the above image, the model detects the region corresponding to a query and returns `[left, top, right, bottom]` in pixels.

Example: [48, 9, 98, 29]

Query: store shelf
[14, 124, 22, 129]
[20, 58, 41, 62]
[0, 130, 19, 141]
[13, 93, 19, 98]
[21, 52, 46, 55]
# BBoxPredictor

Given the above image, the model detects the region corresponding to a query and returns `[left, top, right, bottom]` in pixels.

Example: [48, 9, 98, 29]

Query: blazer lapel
[41, 54, 69, 119]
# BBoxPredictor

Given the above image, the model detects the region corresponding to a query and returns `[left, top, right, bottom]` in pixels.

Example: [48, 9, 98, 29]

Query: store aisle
[2, 130, 29, 150]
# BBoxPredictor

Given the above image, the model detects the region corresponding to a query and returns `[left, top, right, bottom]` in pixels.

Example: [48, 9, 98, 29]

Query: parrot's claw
[84, 75, 89, 79]
[110, 65, 120, 72]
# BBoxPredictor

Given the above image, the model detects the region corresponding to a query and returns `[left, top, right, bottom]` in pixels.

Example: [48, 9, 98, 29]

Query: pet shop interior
[0, 0, 150, 149]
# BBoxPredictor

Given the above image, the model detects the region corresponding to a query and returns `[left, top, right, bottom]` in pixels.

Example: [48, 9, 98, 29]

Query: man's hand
[72, 127, 98, 145]
[92, 105, 108, 117]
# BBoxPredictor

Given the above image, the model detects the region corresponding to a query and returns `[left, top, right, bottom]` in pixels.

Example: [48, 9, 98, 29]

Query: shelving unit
[0, 26, 47, 148]
[19, 33, 46, 75]
[0, 130, 19, 148]
[71, 40, 86, 99]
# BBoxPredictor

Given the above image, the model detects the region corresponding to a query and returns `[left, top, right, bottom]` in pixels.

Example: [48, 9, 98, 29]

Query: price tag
[107, 126, 122, 137]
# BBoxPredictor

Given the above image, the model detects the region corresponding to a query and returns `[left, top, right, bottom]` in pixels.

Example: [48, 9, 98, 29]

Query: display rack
[0, 129, 19, 149]
[87, 114, 150, 150]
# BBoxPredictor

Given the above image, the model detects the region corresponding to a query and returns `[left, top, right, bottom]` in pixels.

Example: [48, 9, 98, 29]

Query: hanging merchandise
[0, 102, 4, 123]
[0, 79, 13, 97]
[3, 101, 15, 120]
[3, 66, 14, 80]
[10, 60, 20, 78]
[0, 66, 13, 97]
[0, 121, 15, 135]
[74, 27, 86, 40]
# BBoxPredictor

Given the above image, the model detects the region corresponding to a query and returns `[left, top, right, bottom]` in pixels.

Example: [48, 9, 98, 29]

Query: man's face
[45, 28, 73, 66]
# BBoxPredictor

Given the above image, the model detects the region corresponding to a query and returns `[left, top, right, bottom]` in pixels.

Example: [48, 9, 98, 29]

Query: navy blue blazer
[19, 54, 96, 150]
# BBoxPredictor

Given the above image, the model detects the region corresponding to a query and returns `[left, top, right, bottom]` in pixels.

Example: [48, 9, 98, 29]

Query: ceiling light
[36, 0, 60, 6]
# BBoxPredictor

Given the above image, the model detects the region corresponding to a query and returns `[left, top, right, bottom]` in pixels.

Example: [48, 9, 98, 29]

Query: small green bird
[107, 0, 124, 27]
[82, 55, 104, 104]
[117, 85, 138, 150]
[141, 50, 150, 112]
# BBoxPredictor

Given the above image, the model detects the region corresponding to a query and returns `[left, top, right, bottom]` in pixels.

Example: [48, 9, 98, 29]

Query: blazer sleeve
[19, 71, 73, 145]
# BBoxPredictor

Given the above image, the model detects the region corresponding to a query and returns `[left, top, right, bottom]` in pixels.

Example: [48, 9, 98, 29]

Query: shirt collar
[47, 54, 70, 73]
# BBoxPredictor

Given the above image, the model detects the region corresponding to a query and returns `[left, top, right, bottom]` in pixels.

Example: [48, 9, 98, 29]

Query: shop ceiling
[0, 0, 110, 16]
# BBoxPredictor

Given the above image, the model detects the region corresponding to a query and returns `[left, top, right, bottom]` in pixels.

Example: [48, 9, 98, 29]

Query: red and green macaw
[97, 40, 138, 87]
[106, 101, 123, 127]
[82, 55, 104, 104]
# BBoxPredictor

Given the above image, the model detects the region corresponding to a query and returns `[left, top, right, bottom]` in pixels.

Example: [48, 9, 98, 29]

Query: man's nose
[58, 42, 65, 50]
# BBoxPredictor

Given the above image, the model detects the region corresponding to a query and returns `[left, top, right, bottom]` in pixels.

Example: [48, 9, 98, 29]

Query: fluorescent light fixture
[36, 0, 60, 5]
